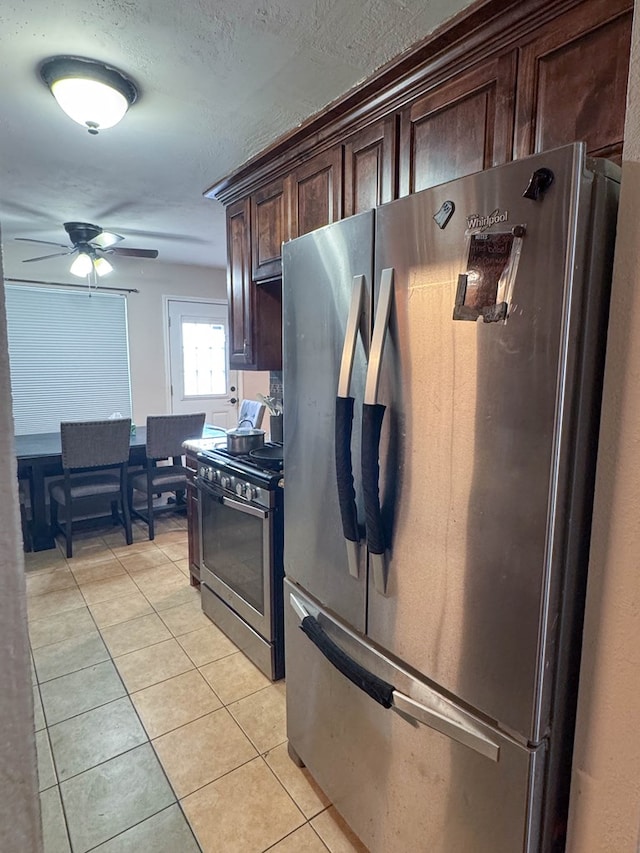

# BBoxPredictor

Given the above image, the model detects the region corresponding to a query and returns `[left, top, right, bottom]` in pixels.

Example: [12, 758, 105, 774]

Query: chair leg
[120, 469, 133, 546]
[147, 487, 155, 541]
[64, 500, 73, 559]
[50, 497, 58, 536]
[110, 501, 119, 524]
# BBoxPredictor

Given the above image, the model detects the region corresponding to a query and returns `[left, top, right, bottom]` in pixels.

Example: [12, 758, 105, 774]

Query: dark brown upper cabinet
[251, 177, 288, 282]
[212, 0, 633, 372]
[343, 117, 397, 217]
[227, 198, 253, 369]
[289, 148, 343, 238]
[399, 54, 517, 197]
[514, 0, 632, 165]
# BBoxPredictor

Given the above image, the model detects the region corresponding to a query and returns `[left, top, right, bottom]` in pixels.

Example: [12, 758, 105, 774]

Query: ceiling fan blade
[105, 226, 208, 244]
[23, 250, 76, 263]
[109, 247, 159, 259]
[15, 237, 71, 249]
[91, 231, 124, 249]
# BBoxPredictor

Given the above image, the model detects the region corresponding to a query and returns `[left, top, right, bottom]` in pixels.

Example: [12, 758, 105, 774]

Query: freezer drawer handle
[391, 692, 500, 762]
[335, 274, 366, 578]
[292, 594, 500, 762]
[299, 612, 394, 708]
[362, 267, 394, 595]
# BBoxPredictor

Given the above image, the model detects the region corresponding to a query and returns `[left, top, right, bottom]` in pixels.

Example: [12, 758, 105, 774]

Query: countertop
[182, 426, 227, 453]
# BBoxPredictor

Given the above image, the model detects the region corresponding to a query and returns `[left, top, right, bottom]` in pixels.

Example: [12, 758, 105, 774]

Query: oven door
[198, 478, 273, 639]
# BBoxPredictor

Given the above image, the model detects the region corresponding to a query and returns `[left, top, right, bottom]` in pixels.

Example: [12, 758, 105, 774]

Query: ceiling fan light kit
[40, 56, 138, 134]
[69, 252, 93, 277]
[17, 221, 158, 280]
[93, 256, 113, 277]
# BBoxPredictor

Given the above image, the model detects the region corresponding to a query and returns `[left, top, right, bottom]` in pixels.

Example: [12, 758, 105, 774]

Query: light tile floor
[26, 516, 368, 853]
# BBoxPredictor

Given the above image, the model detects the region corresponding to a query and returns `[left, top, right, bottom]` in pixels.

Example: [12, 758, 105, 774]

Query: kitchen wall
[239, 371, 270, 413]
[123, 261, 268, 425]
[567, 7, 640, 850]
[123, 260, 227, 423]
[0, 238, 42, 852]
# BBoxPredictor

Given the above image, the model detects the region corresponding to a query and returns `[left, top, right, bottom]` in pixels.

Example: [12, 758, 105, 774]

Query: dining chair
[49, 418, 133, 558]
[238, 399, 266, 429]
[129, 412, 206, 540]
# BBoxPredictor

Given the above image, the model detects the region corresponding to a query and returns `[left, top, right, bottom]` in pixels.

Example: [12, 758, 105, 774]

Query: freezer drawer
[285, 579, 545, 853]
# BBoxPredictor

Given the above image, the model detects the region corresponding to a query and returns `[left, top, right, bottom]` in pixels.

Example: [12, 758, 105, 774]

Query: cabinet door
[344, 117, 397, 216]
[514, 0, 632, 164]
[289, 148, 342, 238]
[399, 54, 516, 196]
[251, 177, 288, 281]
[226, 198, 254, 368]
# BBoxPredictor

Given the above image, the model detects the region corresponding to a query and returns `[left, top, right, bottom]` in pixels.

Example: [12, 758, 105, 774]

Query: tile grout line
[111, 537, 315, 850]
[29, 526, 339, 853]
[92, 536, 203, 853]
[35, 528, 203, 853]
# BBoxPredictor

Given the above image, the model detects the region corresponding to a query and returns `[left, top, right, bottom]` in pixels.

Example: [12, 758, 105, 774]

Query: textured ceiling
[0, 0, 472, 280]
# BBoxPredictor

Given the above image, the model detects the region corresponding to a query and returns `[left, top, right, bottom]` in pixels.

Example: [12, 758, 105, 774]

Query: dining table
[15, 424, 226, 552]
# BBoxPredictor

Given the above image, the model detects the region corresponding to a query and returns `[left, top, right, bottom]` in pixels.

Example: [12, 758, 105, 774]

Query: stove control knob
[246, 484, 258, 500]
[220, 475, 231, 489]
[198, 466, 207, 479]
[235, 482, 245, 497]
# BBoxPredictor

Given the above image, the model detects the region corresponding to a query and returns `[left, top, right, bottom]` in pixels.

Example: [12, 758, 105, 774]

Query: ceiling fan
[16, 222, 159, 278]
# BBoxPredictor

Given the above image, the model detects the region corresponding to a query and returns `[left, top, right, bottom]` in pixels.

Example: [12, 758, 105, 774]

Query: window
[181, 318, 226, 396]
[5, 285, 132, 435]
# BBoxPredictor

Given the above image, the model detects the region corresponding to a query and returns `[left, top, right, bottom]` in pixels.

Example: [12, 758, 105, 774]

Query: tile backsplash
[269, 371, 283, 403]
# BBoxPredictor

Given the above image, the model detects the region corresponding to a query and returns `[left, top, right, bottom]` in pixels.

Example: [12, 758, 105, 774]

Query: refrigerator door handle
[335, 275, 366, 578]
[290, 592, 500, 762]
[362, 267, 394, 595]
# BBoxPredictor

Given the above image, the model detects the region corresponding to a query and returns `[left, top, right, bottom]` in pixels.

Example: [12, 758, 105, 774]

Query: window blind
[5, 285, 132, 435]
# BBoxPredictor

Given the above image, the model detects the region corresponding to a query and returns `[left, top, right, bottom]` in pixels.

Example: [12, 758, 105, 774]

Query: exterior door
[167, 299, 239, 428]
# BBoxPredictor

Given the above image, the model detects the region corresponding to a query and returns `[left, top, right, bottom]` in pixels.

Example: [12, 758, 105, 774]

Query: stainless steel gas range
[196, 446, 284, 680]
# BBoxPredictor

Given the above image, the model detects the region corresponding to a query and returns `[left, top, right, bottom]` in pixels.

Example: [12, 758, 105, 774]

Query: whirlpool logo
[466, 209, 509, 230]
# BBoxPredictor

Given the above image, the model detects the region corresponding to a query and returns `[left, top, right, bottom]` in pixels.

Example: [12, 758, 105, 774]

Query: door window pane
[182, 319, 226, 396]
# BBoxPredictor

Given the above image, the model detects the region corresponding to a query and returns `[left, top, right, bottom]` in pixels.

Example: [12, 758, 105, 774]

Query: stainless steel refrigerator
[281, 143, 620, 852]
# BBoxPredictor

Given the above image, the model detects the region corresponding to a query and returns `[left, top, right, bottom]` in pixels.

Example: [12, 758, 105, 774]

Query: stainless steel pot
[226, 427, 265, 455]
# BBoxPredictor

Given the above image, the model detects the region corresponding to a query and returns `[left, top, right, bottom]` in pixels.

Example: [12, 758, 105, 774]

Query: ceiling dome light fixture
[40, 56, 138, 134]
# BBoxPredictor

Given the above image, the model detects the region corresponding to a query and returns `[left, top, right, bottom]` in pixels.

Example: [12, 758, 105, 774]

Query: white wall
[0, 239, 42, 851]
[123, 260, 227, 423]
[567, 4, 640, 849]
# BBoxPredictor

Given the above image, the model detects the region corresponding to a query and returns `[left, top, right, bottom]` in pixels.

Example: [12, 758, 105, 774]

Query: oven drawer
[201, 583, 283, 679]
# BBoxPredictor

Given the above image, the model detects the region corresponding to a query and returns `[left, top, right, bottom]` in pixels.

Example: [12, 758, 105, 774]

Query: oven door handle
[221, 495, 269, 519]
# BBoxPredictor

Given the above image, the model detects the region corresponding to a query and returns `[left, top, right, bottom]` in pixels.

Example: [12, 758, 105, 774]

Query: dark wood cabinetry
[227, 197, 283, 371]
[211, 0, 632, 370]
[251, 177, 288, 282]
[344, 117, 397, 216]
[399, 55, 516, 196]
[227, 198, 253, 368]
[185, 450, 200, 587]
[514, 0, 632, 164]
[289, 148, 342, 238]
